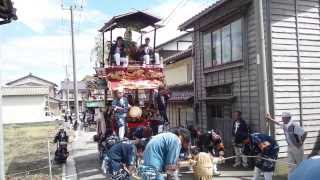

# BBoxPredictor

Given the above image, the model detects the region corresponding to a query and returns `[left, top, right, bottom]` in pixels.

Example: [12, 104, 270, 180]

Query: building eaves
[164, 48, 192, 65]
[2, 86, 49, 96]
[6, 73, 58, 87]
[155, 32, 191, 50]
[179, 0, 228, 30]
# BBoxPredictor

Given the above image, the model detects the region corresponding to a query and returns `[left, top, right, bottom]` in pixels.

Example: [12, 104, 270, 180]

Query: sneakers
[242, 163, 249, 168]
[213, 171, 221, 176]
[233, 162, 241, 167]
[233, 162, 248, 168]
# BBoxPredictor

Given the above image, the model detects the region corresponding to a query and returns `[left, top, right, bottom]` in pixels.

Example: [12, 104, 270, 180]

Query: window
[222, 24, 231, 63]
[202, 18, 243, 68]
[212, 30, 221, 65]
[187, 63, 193, 82]
[206, 84, 232, 97]
[231, 19, 243, 61]
[203, 32, 212, 68]
[209, 104, 224, 118]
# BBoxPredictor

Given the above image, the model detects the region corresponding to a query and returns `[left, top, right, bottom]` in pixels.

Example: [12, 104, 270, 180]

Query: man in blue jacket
[106, 141, 145, 180]
[232, 111, 249, 168]
[240, 133, 279, 180]
[112, 88, 129, 139]
[142, 128, 191, 180]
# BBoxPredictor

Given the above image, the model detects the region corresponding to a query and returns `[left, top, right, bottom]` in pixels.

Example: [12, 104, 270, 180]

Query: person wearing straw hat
[188, 147, 225, 180]
[198, 129, 225, 176]
[112, 87, 129, 139]
[239, 132, 279, 180]
[266, 112, 307, 176]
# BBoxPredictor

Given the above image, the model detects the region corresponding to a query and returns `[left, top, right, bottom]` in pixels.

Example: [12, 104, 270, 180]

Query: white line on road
[62, 163, 66, 180]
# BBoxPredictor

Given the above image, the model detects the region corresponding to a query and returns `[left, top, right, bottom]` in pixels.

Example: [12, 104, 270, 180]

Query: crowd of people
[93, 86, 309, 180]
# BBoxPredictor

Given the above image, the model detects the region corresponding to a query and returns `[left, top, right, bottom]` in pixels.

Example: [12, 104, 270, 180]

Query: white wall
[157, 34, 192, 51]
[2, 95, 47, 124]
[164, 57, 193, 85]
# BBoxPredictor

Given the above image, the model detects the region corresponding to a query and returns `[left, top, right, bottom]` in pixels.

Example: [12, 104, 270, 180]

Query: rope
[220, 155, 297, 166]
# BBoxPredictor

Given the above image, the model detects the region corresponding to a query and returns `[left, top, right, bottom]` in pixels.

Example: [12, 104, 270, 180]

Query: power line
[162, 0, 186, 25]
[164, 0, 192, 25]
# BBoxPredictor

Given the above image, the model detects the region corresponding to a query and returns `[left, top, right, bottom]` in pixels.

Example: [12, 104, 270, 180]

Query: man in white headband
[266, 112, 307, 176]
[112, 88, 129, 139]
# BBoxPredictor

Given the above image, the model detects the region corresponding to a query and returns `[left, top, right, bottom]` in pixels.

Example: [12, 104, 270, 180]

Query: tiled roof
[169, 83, 194, 102]
[6, 73, 57, 87]
[169, 90, 193, 102]
[179, 0, 227, 30]
[2, 86, 49, 96]
[164, 48, 192, 64]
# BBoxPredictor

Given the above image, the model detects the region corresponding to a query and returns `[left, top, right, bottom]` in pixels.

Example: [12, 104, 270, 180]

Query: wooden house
[179, 0, 320, 157]
[156, 33, 194, 127]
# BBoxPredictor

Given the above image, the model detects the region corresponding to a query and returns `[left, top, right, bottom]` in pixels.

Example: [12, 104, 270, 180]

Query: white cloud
[13, 0, 63, 32]
[1, 30, 97, 85]
[13, 0, 107, 33]
[146, 0, 217, 45]
[1, 0, 218, 85]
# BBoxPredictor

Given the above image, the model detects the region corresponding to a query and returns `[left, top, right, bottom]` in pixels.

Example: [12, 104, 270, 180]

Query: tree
[90, 34, 110, 67]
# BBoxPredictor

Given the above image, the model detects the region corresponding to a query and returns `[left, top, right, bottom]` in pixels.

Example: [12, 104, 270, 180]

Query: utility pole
[61, 0, 82, 127]
[69, 6, 80, 127]
[65, 65, 70, 113]
[255, 0, 270, 134]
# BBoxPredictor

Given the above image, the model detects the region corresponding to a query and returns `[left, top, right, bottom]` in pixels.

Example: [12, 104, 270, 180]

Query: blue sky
[0, 0, 216, 86]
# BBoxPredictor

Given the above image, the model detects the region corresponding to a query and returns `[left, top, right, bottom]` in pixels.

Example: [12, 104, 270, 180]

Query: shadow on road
[74, 152, 106, 179]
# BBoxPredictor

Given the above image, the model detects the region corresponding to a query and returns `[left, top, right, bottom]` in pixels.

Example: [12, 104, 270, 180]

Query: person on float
[109, 36, 128, 67]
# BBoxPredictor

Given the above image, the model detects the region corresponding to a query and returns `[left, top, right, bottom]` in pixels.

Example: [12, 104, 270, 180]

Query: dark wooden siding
[192, 3, 262, 155]
[270, 0, 320, 157]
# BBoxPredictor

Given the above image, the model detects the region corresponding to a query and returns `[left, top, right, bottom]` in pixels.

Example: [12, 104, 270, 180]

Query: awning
[202, 96, 236, 102]
[109, 79, 162, 90]
[85, 100, 105, 108]
[169, 90, 193, 102]
[99, 11, 161, 32]
[169, 95, 193, 102]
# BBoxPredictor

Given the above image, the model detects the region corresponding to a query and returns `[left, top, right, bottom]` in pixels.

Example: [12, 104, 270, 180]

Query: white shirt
[234, 121, 240, 135]
[281, 121, 305, 147]
[115, 47, 121, 54]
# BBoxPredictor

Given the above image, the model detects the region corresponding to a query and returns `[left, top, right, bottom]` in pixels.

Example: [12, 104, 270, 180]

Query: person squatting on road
[142, 128, 191, 180]
[232, 111, 249, 168]
[239, 132, 279, 180]
[266, 112, 307, 175]
[104, 140, 145, 180]
[112, 88, 130, 139]
[198, 129, 225, 176]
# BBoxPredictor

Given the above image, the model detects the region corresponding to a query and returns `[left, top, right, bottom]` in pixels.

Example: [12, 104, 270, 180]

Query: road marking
[62, 163, 66, 180]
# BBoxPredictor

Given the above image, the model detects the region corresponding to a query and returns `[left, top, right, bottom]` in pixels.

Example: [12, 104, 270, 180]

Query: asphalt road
[65, 129, 284, 180]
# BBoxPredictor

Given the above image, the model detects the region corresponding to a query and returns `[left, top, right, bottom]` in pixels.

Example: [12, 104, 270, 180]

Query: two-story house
[59, 79, 89, 113]
[2, 73, 59, 124]
[156, 33, 194, 127]
[179, 0, 320, 157]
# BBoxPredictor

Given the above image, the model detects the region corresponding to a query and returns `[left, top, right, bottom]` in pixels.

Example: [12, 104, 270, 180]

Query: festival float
[95, 10, 167, 137]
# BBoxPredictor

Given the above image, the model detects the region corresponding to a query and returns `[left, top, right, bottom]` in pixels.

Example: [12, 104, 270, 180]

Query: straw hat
[129, 106, 143, 118]
[116, 87, 124, 93]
